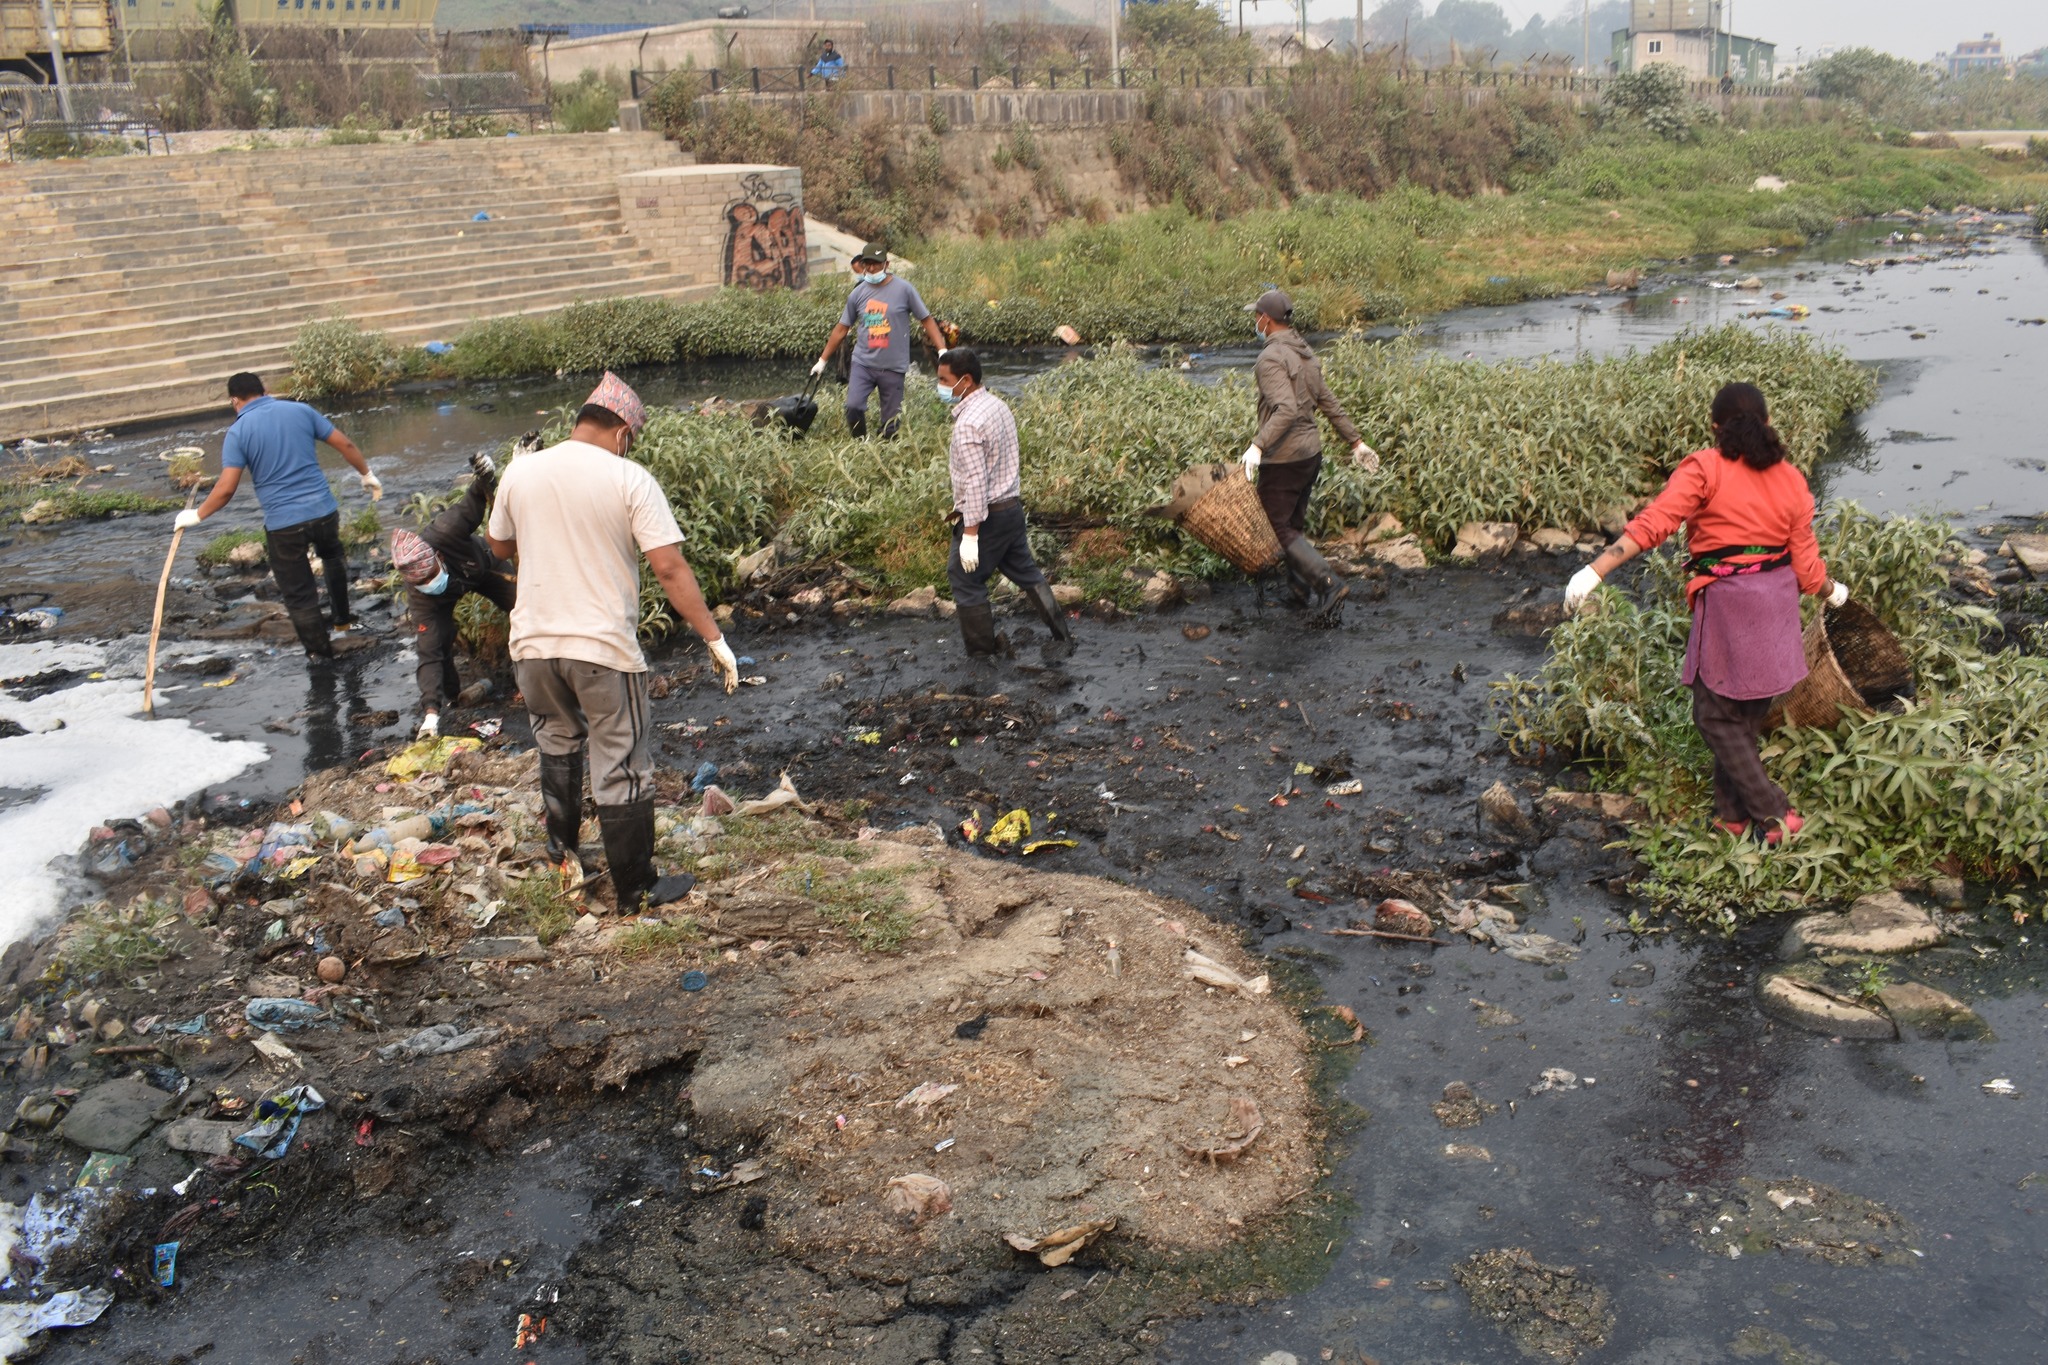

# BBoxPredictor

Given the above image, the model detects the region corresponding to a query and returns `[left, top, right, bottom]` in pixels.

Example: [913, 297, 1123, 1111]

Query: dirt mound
[688, 827, 1318, 1259]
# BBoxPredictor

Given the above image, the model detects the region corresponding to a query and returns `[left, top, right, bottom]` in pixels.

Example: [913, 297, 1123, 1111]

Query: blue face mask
[419, 567, 450, 596]
[858, 268, 888, 284]
[937, 379, 962, 405]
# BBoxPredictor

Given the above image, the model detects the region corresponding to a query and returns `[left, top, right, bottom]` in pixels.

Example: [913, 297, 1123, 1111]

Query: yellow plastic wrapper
[1020, 839, 1077, 856]
[985, 809, 1032, 850]
[385, 736, 483, 779]
[280, 855, 321, 880]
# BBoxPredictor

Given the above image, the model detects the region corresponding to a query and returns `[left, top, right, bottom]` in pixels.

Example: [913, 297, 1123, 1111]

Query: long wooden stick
[1335, 925, 1449, 945]
[142, 489, 198, 716]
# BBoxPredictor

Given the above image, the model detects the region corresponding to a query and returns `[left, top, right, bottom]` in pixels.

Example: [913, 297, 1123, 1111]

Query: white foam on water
[0, 641, 268, 950]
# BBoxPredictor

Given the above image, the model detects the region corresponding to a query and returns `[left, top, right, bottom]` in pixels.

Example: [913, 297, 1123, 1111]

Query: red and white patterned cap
[585, 370, 647, 435]
[390, 528, 442, 585]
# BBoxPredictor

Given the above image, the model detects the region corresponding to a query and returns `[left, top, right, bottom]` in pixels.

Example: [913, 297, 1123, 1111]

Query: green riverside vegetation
[458, 325, 1866, 614]
[1496, 509, 2048, 928]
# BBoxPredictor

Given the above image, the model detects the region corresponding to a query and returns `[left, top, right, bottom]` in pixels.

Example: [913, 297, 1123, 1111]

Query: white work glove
[1827, 580, 1850, 608]
[707, 635, 739, 695]
[809, 357, 828, 379]
[360, 468, 383, 502]
[1351, 440, 1380, 474]
[468, 450, 495, 479]
[960, 533, 980, 574]
[416, 711, 439, 740]
[174, 509, 202, 531]
[1564, 565, 1604, 613]
[1241, 444, 1262, 481]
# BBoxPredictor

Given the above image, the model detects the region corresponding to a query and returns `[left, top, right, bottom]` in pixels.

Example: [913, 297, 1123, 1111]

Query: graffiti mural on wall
[724, 173, 809, 292]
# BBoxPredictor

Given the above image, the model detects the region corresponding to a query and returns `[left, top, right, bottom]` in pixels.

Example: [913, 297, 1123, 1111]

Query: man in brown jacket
[1240, 289, 1378, 614]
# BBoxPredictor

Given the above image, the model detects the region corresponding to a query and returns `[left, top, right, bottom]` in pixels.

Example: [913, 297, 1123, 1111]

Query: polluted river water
[0, 218, 2043, 1362]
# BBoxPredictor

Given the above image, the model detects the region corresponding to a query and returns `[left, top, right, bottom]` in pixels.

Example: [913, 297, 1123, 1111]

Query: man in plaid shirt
[940, 348, 1075, 658]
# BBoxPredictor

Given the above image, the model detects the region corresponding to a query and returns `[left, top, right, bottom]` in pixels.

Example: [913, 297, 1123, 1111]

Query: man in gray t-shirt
[810, 241, 947, 439]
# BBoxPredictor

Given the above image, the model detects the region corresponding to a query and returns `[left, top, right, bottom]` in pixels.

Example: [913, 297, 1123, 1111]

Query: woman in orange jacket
[1564, 383, 1850, 845]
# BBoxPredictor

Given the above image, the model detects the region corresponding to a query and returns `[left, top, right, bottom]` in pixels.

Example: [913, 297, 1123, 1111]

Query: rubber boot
[289, 607, 335, 660]
[844, 406, 867, 439]
[957, 602, 1002, 658]
[1282, 537, 1349, 617]
[1023, 582, 1075, 652]
[539, 751, 585, 867]
[598, 798, 696, 912]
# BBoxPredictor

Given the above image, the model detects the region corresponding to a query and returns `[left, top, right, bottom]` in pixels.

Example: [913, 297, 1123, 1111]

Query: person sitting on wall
[811, 39, 847, 83]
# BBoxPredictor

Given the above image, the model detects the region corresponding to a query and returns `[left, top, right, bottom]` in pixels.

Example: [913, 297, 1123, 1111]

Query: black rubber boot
[1023, 582, 1075, 651]
[598, 798, 696, 912]
[957, 602, 1002, 658]
[539, 751, 585, 867]
[289, 608, 335, 660]
[844, 406, 867, 438]
[1282, 537, 1349, 619]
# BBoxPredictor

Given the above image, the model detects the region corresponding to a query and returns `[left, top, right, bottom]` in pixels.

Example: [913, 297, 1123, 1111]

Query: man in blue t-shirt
[810, 241, 947, 439]
[177, 372, 383, 660]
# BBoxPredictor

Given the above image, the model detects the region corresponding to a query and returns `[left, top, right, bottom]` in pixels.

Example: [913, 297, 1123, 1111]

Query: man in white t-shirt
[486, 372, 740, 911]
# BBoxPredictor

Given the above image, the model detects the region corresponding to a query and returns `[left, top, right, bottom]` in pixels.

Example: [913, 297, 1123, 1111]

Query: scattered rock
[1605, 267, 1642, 290]
[163, 1116, 242, 1157]
[1362, 513, 1405, 543]
[1527, 527, 1577, 551]
[1595, 504, 1630, 537]
[883, 1173, 953, 1223]
[1540, 789, 1648, 823]
[886, 586, 939, 618]
[1455, 1247, 1613, 1361]
[1926, 875, 1965, 909]
[2010, 533, 2048, 579]
[1757, 972, 1896, 1040]
[1451, 521, 1519, 562]
[1051, 324, 1082, 346]
[457, 935, 547, 963]
[1875, 982, 1992, 1040]
[1478, 781, 1530, 833]
[1609, 962, 1655, 989]
[1051, 583, 1084, 607]
[1367, 534, 1428, 571]
[1735, 275, 1764, 290]
[1432, 1081, 1497, 1129]
[1140, 571, 1181, 612]
[1752, 174, 1788, 192]
[226, 540, 267, 569]
[1779, 891, 1940, 959]
[1492, 600, 1569, 636]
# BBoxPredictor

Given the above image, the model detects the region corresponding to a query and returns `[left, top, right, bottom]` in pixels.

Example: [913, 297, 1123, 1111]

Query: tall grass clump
[1315, 325, 1877, 548]
[288, 314, 396, 399]
[1493, 506, 2048, 927]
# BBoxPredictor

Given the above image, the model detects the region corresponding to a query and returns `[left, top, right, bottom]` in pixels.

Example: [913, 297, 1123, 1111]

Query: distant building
[1937, 33, 2009, 78]
[1610, 0, 1774, 83]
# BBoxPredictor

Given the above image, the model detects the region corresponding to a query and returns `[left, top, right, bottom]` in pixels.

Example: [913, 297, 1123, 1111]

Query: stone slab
[1758, 973, 1897, 1040]
[58, 1077, 172, 1153]
[457, 935, 547, 963]
[1876, 981, 1993, 1040]
[1779, 891, 1941, 959]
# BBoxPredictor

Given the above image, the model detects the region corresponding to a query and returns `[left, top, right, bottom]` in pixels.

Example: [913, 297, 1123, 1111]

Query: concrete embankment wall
[0, 136, 824, 441]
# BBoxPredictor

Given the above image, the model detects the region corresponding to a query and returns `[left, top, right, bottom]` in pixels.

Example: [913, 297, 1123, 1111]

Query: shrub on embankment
[470, 323, 1869, 615]
[1495, 508, 2048, 927]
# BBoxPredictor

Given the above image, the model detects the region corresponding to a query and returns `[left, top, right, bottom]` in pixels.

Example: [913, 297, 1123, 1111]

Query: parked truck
[2, 0, 116, 84]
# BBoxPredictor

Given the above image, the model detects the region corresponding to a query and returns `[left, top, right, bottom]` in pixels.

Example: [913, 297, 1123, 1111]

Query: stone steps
[0, 132, 699, 441]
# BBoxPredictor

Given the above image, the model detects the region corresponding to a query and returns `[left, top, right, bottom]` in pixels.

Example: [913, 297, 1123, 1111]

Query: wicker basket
[1179, 468, 1282, 574]
[1767, 600, 1916, 730]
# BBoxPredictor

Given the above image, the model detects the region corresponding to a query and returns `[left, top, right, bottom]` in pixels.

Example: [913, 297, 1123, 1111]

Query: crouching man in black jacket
[391, 450, 517, 739]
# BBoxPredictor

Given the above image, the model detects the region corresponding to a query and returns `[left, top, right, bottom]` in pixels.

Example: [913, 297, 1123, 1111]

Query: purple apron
[1680, 567, 1807, 700]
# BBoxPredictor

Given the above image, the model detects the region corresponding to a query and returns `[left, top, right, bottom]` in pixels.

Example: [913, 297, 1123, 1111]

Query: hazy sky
[1296, 0, 2045, 62]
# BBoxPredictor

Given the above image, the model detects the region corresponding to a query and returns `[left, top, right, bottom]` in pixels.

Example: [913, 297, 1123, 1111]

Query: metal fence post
[751, 67, 761, 94]
[887, 66, 895, 90]
[972, 65, 980, 89]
